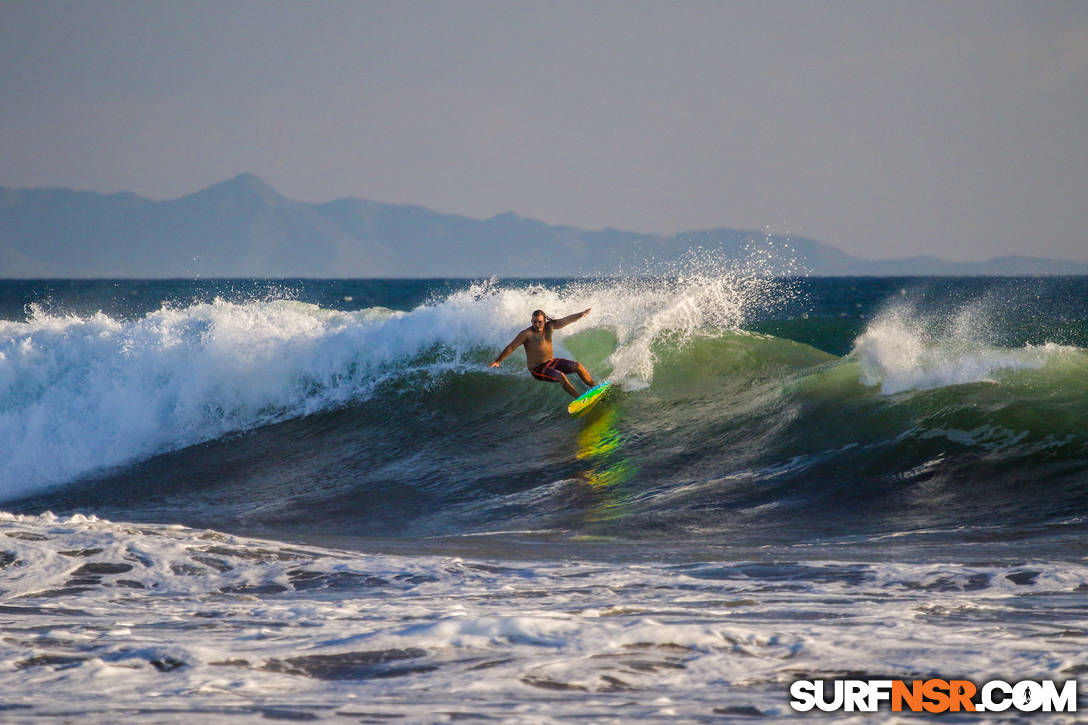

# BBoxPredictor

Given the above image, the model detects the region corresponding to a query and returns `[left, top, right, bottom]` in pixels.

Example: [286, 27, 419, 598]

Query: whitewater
[0, 270, 785, 499]
[2, 274, 1088, 721]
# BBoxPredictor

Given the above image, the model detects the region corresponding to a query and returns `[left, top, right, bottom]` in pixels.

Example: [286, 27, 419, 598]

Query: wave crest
[851, 303, 1061, 395]
[0, 266, 790, 500]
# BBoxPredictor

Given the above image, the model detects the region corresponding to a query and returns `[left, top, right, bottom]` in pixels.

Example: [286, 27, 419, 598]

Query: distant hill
[1, 174, 1085, 277]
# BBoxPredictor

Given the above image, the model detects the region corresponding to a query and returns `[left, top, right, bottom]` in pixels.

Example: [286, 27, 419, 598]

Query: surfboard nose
[567, 382, 613, 417]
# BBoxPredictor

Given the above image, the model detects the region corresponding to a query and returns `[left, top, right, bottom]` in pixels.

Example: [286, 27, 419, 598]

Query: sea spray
[0, 300, 406, 499]
[3, 278, 1088, 548]
[852, 302, 1055, 395]
[0, 262, 795, 500]
[565, 247, 799, 386]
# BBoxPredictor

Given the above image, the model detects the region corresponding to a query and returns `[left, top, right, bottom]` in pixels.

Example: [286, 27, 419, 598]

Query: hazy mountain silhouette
[2, 175, 1085, 277]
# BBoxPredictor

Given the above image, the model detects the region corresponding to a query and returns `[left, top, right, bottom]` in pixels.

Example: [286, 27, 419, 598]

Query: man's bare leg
[559, 375, 578, 397]
[575, 363, 595, 387]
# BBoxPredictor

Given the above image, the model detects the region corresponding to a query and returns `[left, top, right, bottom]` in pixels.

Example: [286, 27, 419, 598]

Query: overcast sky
[2, 0, 1086, 262]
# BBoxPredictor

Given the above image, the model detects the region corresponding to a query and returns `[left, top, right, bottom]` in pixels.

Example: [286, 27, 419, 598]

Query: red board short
[530, 358, 579, 383]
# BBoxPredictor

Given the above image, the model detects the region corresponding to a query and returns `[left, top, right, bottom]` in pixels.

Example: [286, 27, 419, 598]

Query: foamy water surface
[3, 512, 1087, 722]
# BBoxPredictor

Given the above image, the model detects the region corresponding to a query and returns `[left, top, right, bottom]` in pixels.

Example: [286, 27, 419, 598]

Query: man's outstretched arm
[551, 309, 591, 330]
[489, 330, 528, 367]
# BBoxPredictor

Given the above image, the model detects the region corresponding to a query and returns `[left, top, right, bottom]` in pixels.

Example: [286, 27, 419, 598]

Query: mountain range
[1, 174, 1085, 278]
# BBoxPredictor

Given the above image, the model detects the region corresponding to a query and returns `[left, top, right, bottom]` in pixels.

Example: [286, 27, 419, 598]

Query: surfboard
[568, 382, 613, 417]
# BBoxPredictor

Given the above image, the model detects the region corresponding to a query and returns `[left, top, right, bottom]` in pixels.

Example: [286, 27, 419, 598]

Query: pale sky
[2, 0, 1086, 262]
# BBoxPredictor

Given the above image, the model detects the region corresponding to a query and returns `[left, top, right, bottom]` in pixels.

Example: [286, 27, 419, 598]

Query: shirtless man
[489, 309, 596, 397]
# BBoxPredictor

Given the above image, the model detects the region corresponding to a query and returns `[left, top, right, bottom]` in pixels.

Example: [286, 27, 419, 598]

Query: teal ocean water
[2, 274, 1087, 720]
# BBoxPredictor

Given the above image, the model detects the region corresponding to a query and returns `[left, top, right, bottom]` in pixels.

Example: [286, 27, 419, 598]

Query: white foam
[1, 272, 789, 500]
[1, 512, 1086, 721]
[852, 304, 1057, 395]
[577, 249, 794, 385]
[0, 300, 407, 499]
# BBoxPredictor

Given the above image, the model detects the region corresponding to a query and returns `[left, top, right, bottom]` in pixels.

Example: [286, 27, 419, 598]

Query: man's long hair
[532, 309, 554, 341]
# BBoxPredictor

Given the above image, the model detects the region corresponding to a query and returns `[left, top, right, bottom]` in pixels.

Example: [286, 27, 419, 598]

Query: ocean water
[2, 271, 1088, 722]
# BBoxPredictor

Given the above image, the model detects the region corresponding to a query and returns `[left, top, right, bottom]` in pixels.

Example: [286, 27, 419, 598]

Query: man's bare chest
[525, 333, 550, 349]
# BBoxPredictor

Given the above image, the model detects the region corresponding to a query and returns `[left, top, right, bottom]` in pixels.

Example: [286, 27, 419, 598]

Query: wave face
[3, 276, 1088, 552]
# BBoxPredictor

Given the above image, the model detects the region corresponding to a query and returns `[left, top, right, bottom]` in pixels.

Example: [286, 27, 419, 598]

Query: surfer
[489, 309, 596, 397]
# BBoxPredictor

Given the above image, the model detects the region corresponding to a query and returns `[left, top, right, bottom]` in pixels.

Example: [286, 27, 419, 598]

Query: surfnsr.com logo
[789, 679, 1078, 713]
